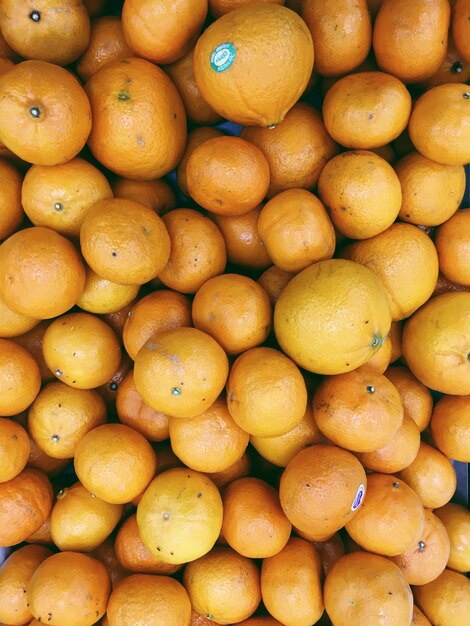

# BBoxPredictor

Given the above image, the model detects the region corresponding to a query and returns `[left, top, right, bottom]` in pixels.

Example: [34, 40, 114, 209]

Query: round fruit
[435, 208, 470, 287]
[274, 259, 391, 375]
[413, 569, 470, 626]
[431, 394, 470, 462]
[183, 546, 261, 625]
[279, 444, 367, 541]
[384, 366, 433, 432]
[401, 292, 470, 395]
[345, 473, 426, 557]
[137, 468, 223, 565]
[0, 227, 86, 320]
[408, 83, 470, 166]
[0, 60, 91, 165]
[434, 503, 470, 573]
[322, 71, 411, 149]
[0, 418, 30, 482]
[112, 177, 176, 215]
[27, 551, 110, 626]
[0, 158, 23, 240]
[134, 327, 229, 419]
[193, 4, 314, 126]
[77, 267, 140, 315]
[176, 127, 223, 197]
[0, 339, 41, 416]
[324, 552, 413, 626]
[261, 537, 324, 626]
[85, 57, 187, 179]
[453, 0, 470, 64]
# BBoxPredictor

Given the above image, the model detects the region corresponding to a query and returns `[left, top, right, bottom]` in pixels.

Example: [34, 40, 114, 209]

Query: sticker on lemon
[210, 43, 236, 72]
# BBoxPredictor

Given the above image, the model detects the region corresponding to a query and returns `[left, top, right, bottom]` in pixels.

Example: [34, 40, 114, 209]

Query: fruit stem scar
[371, 333, 382, 348]
[171, 387, 182, 396]
[451, 61, 463, 73]
[55, 369, 63, 377]
[54, 203, 63, 211]
[118, 90, 130, 101]
[464, 92, 470, 99]
[29, 10, 41, 21]
[51, 434, 59, 441]
[366, 385, 375, 393]
[29, 106, 41, 118]
[162, 512, 170, 520]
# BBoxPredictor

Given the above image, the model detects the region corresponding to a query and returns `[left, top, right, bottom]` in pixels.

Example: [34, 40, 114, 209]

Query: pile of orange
[0, 0, 469, 625]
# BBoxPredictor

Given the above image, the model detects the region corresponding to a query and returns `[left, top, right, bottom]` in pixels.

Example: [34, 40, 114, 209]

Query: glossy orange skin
[112, 177, 176, 215]
[434, 503, 470, 573]
[85, 57, 187, 179]
[413, 569, 470, 626]
[76, 15, 133, 81]
[13, 321, 54, 383]
[176, 127, 223, 197]
[0, 227, 86, 320]
[436, 208, 470, 286]
[384, 366, 433, 432]
[431, 394, 470, 462]
[0, 468, 53, 546]
[453, 0, 470, 63]
[0, 158, 23, 240]
[0, 339, 41, 416]
[0, 417, 30, 482]
[209, 0, 284, 17]
[0, 60, 91, 165]
[257, 266, 294, 306]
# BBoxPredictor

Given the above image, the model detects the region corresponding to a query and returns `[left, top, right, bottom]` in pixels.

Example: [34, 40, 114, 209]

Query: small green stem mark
[371, 333, 383, 349]
[29, 106, 41, 118]
[118, 90, 130, 101]
[29, 10, 40, 21]
[171, 387, 182, 396]
[51, 434, 60, 442]
[366, 385, 375, 394]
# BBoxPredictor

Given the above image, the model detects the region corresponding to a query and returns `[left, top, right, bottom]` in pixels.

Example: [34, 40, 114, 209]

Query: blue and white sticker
[351, 483, 365, 511]
[210, 43, 236, 73]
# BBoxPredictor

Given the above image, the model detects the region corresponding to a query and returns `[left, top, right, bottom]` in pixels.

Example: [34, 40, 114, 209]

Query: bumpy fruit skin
[274, 259, 391, 375]
[193, 4, 314, 127]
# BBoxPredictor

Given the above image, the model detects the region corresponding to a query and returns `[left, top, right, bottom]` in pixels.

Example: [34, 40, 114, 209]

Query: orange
[123, 290, 191, 361]
[116, 371, 170, 442]
[176, 127, 223, 197]
[13, 321, 55, 383]
[0, 0, 90, 65]
[390, 510, 450, 586]
[169, 395, 249, 473]
[211, 206, 272, 270]
[257, 266, 294, 305]
[453, 0, 470, 64]
[183, 546, 261, 624]
[257, 189, 335, 272]
[0, 27, 16, 59]
[193, 4, 313, 127]
[27, 438, 70, 478]
[85, 57, 186, 179]
[324, 552, 413, 626]
[322, 71, 411, 149]
[192, 273, 272, 355]
[0, 468, 53, 546]
[413, 569, 470, 626]
[159, 208, 227, 294]
[226, 346, 307, 437]
[27, 551, 110, 626]
[207, 451, 252, 490]
[436, 208, 470, 286]
[388, 321, 402, 362]
[0, 339, 41, 416]
[21, 158, 113, 237]
[137, 468, 223, 564]
[51, 482, 123, 552]
[75, 423, 156, 505]
[402, 292, 470, 395]
[373, 0, 450, 83]
[122, 0, 207, 64]
[96, 353, 133, 410]
[0, 226, 86, 319]
[301, 0, 371, 77]
[77, 267, 140, 315]
[186, 136, 270, 216]
[344, 223, 439, 321]
[101, 299, 137, 342]
[107, 573, 191, 626]
[0, 544, 52, 626]
[398, 442, 457, 509]
[279, 444, 367, 541]
[241, 103, 338, 198]
[0, 157, 23, 240]
[357, 415, 420, 474]
[42, 312, 121, 390]
[250, 402, 324, 468]
[394, 151, 466, 227]
[318, 150, 402, 239]
[80, 198, 171, 286]
[408, 83, 470, 166]
[76, 15, 133, 82]
[431, 394, 470, 462]
[261, 537, 323, 626]
[166, 47, 221, 125]
[0, 60, 91, 165]
[412, 605, 432, 626]
[418, 36, 470, 89]
[274, 259, 392, 375]
[384, 366, 433, 432]
[313, 367, 403, 453]
[209, 0, 284, 17]
[434, 502, 470, 573]
[114, 514, 181, 575]
[88, 538, 129, 590]
[363, 334, 393, 373]
[134, 327, 229, 419]
[0, 417, 30, 482]
[222, 477, 291, 558]
[311, 533, 345, 578]
[112, 177, 176, 215]
[234, 619, 283, 626]
[345, 474, 426, 557]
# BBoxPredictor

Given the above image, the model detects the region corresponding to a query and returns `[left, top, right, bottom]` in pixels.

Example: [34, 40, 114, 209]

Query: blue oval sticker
[351, 483, 365, 511]
[210, 43, 236, 73]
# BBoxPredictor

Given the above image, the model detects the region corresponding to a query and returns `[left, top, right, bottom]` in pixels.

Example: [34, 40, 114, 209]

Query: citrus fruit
[384, 366, 433, 432]
[413, 568, 470, 626]
[435, 208, 470, 287]
[0, 339, 41, 416]
[176, 127, 223, 197]
[453, 0, 470, 64]
[257, 266, 294, 306]
[431, 394, 470, 462]
[77, 267, 140, 316]
[434, 503, 470, 573]
[0, 417, 30, 482]
[112, 177, 176, 215]
[0, 157, 23, 240]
